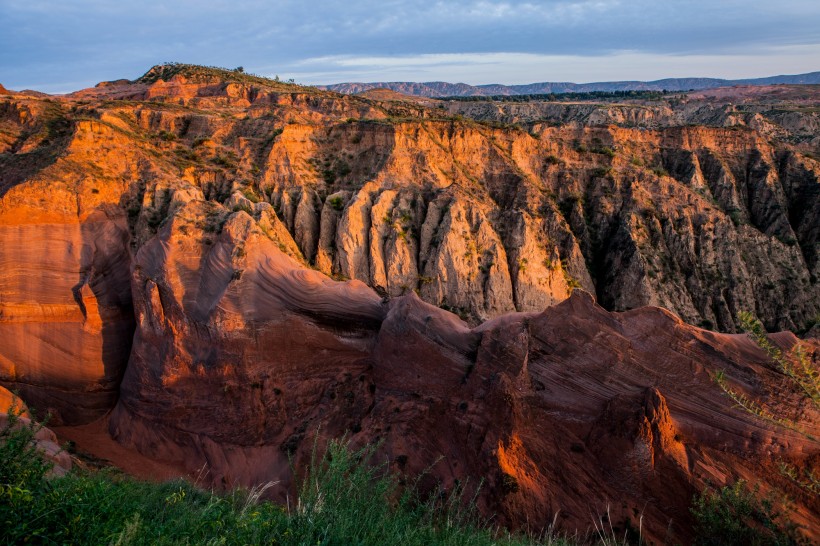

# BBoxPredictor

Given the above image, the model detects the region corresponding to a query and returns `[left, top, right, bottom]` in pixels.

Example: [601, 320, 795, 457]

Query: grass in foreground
[0, 410, 566, 545]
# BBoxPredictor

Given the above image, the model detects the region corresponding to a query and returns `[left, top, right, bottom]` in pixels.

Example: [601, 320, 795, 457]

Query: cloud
[284, 45, 820, 85]
[1, 1, 818, 91]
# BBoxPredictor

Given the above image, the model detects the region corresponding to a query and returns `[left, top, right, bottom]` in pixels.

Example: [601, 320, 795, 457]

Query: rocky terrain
[444, 85, 820, 158]
[0, 64, 818, 542]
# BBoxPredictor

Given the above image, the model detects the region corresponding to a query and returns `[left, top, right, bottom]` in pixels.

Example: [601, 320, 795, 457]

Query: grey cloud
[1, 0, 818, 91]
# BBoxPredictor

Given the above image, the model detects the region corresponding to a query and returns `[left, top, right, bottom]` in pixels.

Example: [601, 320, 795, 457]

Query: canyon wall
[1, 67, 818, 541]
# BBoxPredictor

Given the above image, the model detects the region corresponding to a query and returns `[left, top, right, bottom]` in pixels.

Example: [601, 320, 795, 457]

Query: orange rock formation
[0, 65, 818, 542]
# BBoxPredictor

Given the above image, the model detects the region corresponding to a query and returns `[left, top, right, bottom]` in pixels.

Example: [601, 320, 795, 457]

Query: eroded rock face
[259, 118, 819, 331]
[108, 208, 820, 541]
[0, 209, 135, 424]
[1, 66, 819, 542]
[0, 114, 139, 424]
[4, 68, 817, 334]
[111, 196, 386, 485]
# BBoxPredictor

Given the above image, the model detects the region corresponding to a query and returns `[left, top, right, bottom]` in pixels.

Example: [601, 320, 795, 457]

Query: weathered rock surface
[0, 111, 139, 424]
[3, 66, 816, 336]
[256, 115, 819, 332]
[109, 210, 820, 541]
[0, 385, 72, 475]
[0, 65, 818, 542]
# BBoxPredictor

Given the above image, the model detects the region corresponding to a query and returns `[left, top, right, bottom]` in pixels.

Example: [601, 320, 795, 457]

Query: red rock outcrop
[4, 65, 815, 335]
[101, 161, 818, 539]
[0, 107, 138, 424]
[108, 210, 820, 540]
[1, 65, 818, 541]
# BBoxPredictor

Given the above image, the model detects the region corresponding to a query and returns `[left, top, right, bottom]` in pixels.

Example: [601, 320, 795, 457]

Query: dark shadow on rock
[79, 204, 136, 413]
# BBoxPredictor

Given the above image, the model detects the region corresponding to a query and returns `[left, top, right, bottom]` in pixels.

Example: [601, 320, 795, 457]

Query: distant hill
[321, 71, 820, 97]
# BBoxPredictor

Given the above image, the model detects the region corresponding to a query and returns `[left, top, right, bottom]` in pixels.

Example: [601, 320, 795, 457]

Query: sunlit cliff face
[0, 67, 818, 542]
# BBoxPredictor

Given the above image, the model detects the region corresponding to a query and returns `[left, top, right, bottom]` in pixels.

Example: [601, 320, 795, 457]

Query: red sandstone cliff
[0, 65, 818, 541]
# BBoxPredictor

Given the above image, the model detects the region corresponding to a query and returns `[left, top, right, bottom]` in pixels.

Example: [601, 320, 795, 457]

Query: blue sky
[1, 0, 819, 93]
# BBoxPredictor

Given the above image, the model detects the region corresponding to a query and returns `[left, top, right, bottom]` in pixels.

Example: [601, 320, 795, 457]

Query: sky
[1, 0, 819, 93]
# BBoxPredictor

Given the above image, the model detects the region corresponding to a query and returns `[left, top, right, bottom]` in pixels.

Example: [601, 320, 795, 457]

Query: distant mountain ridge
[320, 71, 820, 97]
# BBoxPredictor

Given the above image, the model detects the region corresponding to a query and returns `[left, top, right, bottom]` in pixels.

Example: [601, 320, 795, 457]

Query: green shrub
[590, 146, 616, 158]
[327, 195, 345, 211]
[691, 481, 804, 545]
[157, 130, 176, 142]
[241, 187, 261, 203]
[590, 167, 613, 179]
[0, 407, 57, 544]
[232, 203, 253, 216]
[0, 406, 51, 495]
